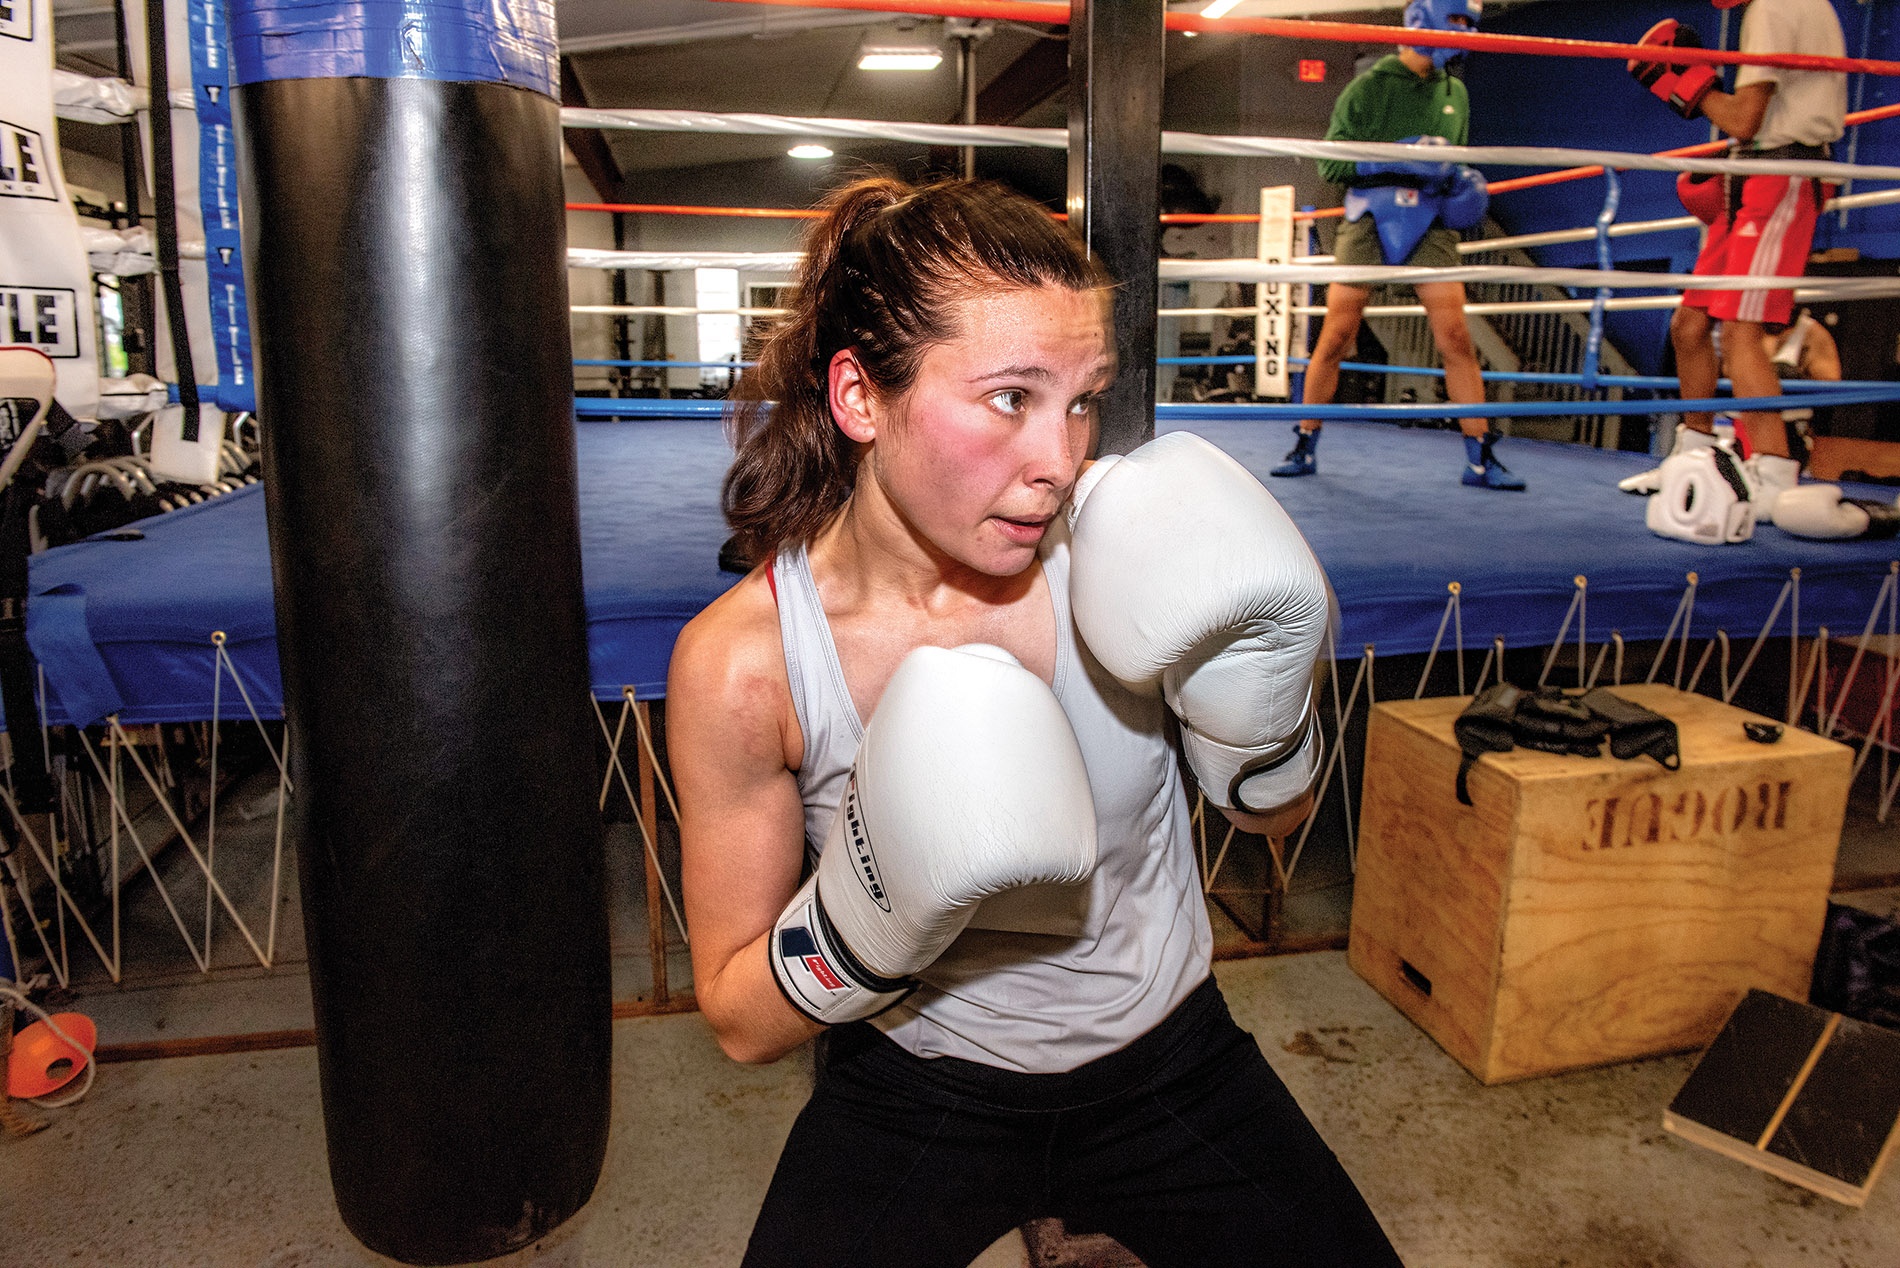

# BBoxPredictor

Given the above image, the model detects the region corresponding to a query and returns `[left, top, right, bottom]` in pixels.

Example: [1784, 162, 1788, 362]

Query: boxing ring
[23, 411, 1900, 727]
[10, 404, 1897, 983]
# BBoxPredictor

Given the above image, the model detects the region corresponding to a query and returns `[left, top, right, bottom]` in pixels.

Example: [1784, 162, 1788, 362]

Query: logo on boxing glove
[778, 925, 848, 992]
[841, 775, 891, 912]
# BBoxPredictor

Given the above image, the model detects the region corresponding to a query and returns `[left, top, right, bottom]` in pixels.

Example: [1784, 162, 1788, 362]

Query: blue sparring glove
[1354, 135, 1455, 189]
[1439, 166, 1489, 231]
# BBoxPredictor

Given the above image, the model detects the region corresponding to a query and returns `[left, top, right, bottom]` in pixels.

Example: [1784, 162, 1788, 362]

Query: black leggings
[742, 977, 1405, 1268]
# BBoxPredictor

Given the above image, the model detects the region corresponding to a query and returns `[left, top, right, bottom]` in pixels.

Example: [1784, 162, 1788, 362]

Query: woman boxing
[667, 174, 1402, 1268]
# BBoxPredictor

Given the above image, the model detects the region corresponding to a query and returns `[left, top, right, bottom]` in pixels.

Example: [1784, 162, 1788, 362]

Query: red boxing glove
[1628, 20, 1719, 120]
[1676, 171, 1725, 225]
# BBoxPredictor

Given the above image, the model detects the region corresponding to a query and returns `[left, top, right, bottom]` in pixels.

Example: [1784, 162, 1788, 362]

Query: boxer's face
[871, 284, 1114, 577]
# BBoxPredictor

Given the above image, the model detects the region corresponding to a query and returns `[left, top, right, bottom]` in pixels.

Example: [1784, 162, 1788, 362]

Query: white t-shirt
[1735, 0, 1848, 150]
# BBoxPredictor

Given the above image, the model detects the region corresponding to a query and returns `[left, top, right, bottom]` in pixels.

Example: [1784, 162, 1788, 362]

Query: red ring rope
[707, 0, 1900, 78]
[566, 202, 821, 218]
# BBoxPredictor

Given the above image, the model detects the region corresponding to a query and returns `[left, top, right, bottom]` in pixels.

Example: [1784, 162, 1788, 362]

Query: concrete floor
[5, 953, 1898, 1268]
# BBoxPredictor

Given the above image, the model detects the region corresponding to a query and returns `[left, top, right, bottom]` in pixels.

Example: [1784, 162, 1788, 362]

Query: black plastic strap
[1456, 752, 1479, 807]
[146, 0, 200, 441]
[813, 888, 914, 996]
[1709, 444, 1752, 505]
[1229, 696, 1318, 815]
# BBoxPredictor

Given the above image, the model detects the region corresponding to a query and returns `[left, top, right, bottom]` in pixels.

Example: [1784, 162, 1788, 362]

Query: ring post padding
[229, 0, 608, 1263]
[230, 0, 559, 95]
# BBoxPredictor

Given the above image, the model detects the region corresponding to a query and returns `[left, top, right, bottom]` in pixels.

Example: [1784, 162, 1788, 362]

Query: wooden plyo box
[1349, 685, 1852, 1084]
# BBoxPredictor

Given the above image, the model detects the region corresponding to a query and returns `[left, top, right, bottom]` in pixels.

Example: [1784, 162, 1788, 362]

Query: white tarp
[1, 0, 100, 419]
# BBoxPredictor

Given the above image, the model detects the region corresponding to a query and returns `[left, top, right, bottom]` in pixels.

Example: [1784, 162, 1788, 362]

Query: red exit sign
[1298, 59, 1328, 83]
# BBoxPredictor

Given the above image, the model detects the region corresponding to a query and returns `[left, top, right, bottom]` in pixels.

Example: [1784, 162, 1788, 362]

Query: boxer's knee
[1671, 304, 1712, 351]
[1434, 321, 1479, 369]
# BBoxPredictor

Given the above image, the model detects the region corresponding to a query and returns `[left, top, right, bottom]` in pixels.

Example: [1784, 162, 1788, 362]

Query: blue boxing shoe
[1462, 431, 1526, 491]
[1270, 426, 1320, 478]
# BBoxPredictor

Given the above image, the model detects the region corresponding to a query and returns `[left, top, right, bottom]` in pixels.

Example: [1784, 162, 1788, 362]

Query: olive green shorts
[1331, 217, 1462, 270]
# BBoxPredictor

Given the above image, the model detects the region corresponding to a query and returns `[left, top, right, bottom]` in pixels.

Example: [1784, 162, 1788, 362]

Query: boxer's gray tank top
[773, 526, 1211, 1073]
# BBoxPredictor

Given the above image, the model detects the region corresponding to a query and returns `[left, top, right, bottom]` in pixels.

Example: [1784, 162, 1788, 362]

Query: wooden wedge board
[1664, 989, 1900, 1206]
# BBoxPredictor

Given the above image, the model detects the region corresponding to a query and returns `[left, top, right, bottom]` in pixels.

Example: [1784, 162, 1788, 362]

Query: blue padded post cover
[229, 0, 558, 96]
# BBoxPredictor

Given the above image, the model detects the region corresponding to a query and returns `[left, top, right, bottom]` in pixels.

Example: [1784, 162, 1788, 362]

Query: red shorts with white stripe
[1683, 173, 1821, 326]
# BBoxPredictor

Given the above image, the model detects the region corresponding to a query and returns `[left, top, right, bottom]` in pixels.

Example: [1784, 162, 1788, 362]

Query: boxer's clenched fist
[1069, 432, 1334, 817]
[770, 645, 1097, 1025]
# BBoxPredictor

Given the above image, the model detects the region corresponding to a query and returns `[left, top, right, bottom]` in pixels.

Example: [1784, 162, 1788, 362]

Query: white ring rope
[1456, 186, 1900, 256]
[567, 251, 1900, 299]
[52, 69, 193, 122]
[1181, 137, 1900, 183]
[1163, 261, 1900, 294]
[573, 288, 1861, 322]
[560, 107, 1066, 150]
[573, 305, 789, 317]
[1187, 289, 1850, 319]
[561, 107, 1900, 183]
[567, 249, 806, 273]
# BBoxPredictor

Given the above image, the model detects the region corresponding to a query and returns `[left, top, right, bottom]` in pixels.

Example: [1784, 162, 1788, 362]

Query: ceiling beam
[966, 33, 1069, 125]
[558, 10, 890, 56]
[927, 33, 1068, 172]
[560, 58, 626, 204]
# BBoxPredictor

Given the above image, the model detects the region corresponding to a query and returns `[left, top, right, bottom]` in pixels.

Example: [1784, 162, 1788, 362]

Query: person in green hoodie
[1274, 0, 1524, 491]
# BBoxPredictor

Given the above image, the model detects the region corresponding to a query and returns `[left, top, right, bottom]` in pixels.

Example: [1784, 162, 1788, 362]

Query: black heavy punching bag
[227, 1, 611, 1261]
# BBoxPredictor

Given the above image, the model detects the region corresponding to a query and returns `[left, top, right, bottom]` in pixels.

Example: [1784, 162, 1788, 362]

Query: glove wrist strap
[770, 874, 915, 1026]
[1180, 706, 1323, 816]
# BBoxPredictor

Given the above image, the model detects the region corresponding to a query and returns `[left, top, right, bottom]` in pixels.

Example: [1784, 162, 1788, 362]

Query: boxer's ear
[828, 348, 878, 444]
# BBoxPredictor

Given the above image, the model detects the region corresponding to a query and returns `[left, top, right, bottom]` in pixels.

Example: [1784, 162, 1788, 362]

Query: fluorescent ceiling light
[788, 144, 834, 160]
[858, 46, 943, 71]
[1200, 0, 1244, 17]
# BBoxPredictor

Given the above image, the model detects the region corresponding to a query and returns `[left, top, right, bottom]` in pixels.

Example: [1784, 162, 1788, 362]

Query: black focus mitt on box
[1512, 687, 1610, 758]
[1453, 683, 1522, 806]
[1581, 688, 1682, 770]
[1451, 684, 1682, 805]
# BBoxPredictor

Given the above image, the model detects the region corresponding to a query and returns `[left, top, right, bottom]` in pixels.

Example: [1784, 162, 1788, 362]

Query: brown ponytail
[722, 175, 1110, 563]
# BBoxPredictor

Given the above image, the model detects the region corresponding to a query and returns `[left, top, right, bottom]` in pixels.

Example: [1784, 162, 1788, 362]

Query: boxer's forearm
[697, 930, 825, 1065]
[1703, 82, 1775, 143]
[1218, 790, 1316, 842]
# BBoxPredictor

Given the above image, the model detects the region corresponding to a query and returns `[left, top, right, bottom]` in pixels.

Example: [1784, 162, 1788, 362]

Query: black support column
[1067, 0, 1164, 456]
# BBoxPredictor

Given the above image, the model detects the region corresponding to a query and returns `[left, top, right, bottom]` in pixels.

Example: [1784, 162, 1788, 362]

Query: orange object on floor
[7, 1012, 96, 1099]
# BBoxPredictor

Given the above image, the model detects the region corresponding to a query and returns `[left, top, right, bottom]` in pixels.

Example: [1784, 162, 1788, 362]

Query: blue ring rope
[572, 356, 1883, 393]
[571, 383, 1900, 420]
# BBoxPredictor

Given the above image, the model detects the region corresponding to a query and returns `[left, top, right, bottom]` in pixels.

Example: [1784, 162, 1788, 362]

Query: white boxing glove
[1068, 432, 1334, 816]
[770, 644, 1097, 1025]
[1773, 484, 1900, 541]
